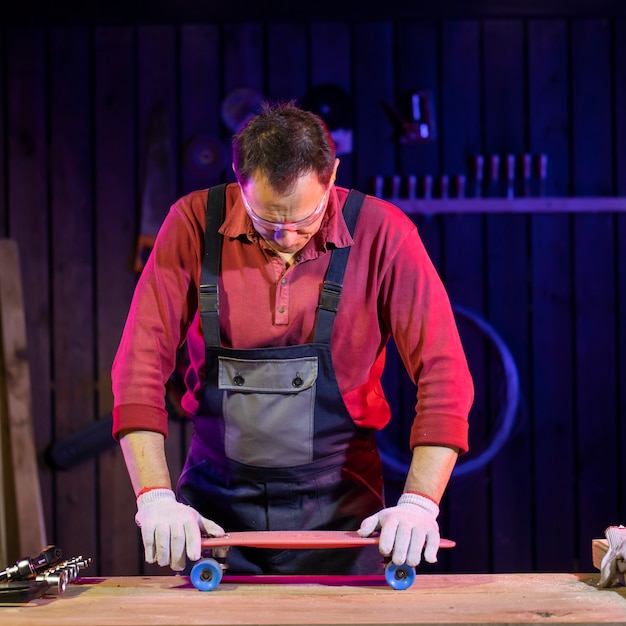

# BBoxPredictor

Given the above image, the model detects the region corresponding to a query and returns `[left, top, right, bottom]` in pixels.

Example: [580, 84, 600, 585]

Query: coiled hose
[377, 304, 520, 480]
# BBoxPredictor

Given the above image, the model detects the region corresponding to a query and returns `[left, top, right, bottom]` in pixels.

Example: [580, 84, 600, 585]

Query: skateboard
[190, 530, 455, 591]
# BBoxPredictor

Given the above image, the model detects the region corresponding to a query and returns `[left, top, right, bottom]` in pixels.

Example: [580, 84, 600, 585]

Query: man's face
[240, 169, 334, 257]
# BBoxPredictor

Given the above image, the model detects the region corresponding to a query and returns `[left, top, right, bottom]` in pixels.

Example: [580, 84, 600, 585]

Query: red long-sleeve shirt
[112, 184, 473, 452]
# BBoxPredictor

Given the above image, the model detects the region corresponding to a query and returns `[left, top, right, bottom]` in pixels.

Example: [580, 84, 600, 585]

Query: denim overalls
[177, 185, 384, 575]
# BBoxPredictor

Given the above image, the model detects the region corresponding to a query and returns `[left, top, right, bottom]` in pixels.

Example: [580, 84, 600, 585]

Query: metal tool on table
[0, 545, 92, 602]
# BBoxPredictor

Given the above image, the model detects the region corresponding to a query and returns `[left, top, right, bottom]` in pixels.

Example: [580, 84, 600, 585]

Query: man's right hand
[135, 488, 225, 571]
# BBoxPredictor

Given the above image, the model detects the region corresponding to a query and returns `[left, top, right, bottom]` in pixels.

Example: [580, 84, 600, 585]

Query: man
[112, 101, 473, 576]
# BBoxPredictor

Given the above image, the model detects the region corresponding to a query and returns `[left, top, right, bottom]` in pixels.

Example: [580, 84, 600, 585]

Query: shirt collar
[219, 184, 355, 251]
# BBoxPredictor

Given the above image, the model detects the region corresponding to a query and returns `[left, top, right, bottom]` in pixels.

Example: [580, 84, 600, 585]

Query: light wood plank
[0, 239, 46, 562]
[2, 574, 626, 625]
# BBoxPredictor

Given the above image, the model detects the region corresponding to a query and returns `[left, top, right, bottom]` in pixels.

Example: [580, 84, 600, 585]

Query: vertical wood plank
[179, 24, 224, 195]
[221, 22, 265, 184]
[482, 19, 533, 573]
[309, 22, 352, 88]
[528, 21, 570, 196]
[395, 21, 440, 178]
[48, 25, 97, 563]
[267, 22, 308, 103]
[309, 22, 354, 188]
[571, 19, 613, 196]
[438, 20, 489, 574]
[483, 20, 526, 153]
[178, 23, 220, 494]
[573, 211, 618, 570]
[437, 20, 482, 279]
[440, 213, 489, 575]
[350, 21, 398, 511]
[137, 25, 182, 575]
[94, 25, 143, 576]
[441, 21, 481, 180]
[531, 213, 576, 569]
[617, 19, 626, 197]
[354, 23, 408, 506]
[619, 218, 626, 526]
[353, 22, 395, 192]
[615, 19, 626, 523]
[6, 27, 54, 544]
[571, 19, 618, 571]
[223, 22, 265, 94]
[0, 30, 6, 237]
[177, 24, 223, 483]
[528, 19, 576, 572]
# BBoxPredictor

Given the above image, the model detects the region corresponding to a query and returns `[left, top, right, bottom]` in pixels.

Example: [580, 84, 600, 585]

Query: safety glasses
[241, 190, 328, 232]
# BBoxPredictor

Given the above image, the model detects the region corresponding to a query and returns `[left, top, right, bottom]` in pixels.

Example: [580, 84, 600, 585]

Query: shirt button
[278, 306, 285, 313]
[281, 279, 287, 285]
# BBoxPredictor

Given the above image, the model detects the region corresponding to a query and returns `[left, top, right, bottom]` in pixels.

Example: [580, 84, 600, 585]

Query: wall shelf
[388, 197, 626, 215]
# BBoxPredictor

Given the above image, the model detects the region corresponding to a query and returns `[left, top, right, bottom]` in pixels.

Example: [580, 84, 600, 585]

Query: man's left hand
[358, 492, 440, 566]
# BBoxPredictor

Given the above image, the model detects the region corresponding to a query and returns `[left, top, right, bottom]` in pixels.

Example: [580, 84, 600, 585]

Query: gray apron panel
[219, 355, 319, 466]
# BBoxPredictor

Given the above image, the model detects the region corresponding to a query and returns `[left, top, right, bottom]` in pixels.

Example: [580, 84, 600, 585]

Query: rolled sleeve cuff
[409, 414, 469, 454]
[112, 404, 169, 441]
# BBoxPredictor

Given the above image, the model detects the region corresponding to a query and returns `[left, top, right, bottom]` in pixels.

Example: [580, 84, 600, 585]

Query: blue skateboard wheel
[384, 562, 416, 590]
[190, 558, 223, 591]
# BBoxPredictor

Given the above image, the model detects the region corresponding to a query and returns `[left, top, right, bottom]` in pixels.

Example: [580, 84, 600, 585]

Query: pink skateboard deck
[201, 529, 456, 551]
[192, 530, 456, 591]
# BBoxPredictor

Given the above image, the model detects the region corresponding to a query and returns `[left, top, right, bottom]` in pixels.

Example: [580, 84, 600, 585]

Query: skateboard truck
[194, 545, 230, 589]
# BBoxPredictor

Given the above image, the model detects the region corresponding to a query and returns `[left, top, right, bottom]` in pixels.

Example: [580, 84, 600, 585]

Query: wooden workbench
[2, 573, 626, 626]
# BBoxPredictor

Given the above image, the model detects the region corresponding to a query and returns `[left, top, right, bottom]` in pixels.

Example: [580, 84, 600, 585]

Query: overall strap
[200, 185, 366, 348]
[199, 184, 227, 348]
[313, 189, 366, 344]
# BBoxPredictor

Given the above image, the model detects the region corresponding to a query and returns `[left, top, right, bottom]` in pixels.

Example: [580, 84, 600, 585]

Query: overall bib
[177, 185, 385, 575]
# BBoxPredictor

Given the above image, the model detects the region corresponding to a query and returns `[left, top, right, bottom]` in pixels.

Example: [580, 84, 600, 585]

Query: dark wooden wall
[0, 10, 625, 577]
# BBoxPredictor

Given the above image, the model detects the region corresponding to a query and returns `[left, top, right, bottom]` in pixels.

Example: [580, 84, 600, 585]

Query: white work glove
[598, 525, 626, 588]
[358, 492, 440, 566]
[135, 488, 225, 571]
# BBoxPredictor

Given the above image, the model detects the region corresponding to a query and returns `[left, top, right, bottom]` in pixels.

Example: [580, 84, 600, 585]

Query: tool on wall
[381, 90, 437, 144]
[221, 87, 264, 133]
[370, 152, 550, 200]
[46, 361, 189, 470]
[471, 152, 549, 198]
[301, 84, 353, 156]
[183, 133, 227, 179]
